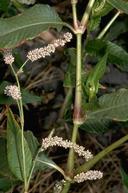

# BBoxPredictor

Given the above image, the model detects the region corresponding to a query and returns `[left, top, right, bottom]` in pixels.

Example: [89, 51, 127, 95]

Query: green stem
[26, 149, 40, 191]
[97, 11, 120, 39]
[17, 59, 29, 74]
[75, 134, 128, 174]
[61, 182, 71, 193]
[61, 33, 83, 193]
[73, 33, 83, 124]
[71, 0, 78, 29]
[67, 124, 79, 173]
[81, 0, 96, 29]
[67, 33, 82, 174]
[10, 64, 27, 191]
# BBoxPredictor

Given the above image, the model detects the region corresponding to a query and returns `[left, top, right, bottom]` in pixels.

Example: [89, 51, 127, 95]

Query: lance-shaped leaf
[85, 39, 128, 71]
[0, 4, 62, 49]
[7, 109, 32, 181]
[107, 0, 128, 15]
[87, 89, 128, 121]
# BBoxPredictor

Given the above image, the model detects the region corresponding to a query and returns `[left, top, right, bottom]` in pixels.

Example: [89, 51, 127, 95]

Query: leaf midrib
[88, 103, 128, 117]
[0, 21, 63, 38]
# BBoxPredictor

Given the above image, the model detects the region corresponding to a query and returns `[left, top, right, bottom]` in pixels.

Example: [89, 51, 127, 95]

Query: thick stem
[61, 33, 83, 193]
[75, 134, 128, 174]
[73, 33, 83, 124]
[67, 124, 79, 173]
[81, 0, 96, 30]
[97, 11, 121, 39]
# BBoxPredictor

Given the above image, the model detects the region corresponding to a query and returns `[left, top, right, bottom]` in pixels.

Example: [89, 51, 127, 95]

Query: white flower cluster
[27, 32, 73, 62]
[42, 136, 103, 183]
[41, 136, 93, 161]
[3, 51, 14, 65]
[4, 85, 21, 100]
[53, 180, 65, 193]
[74, 170, 103, 183]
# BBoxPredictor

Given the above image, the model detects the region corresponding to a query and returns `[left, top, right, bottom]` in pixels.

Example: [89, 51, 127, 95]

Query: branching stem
[75, 134, 128, 174]
[81, 0, 96, 30]
[71, 0, 78, 29]
[97, 11, 121, 39]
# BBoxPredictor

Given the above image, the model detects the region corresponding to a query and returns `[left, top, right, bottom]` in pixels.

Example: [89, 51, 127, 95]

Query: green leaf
[89, 16, 101, 31]
[0, 138, 15, 179]
[0, 0, 9, 12]
[35, 152, 58, 170]
[24, 131, 39, 157]
[107, 41, 128, 71]
[80, 119, 110, 134]
[0, 4, 62, 49]
[0, 177, 15, 192]
[36, 152, 65, 176]
[22, 90, 42, 104]
[85, 39, 128, 71]
[87, 89, 128, 121]
[7, 109, 32, 181]
[85, 39, 106, 55]
[107, 20, 128, 41]
[120, 167, 128, 193]
[88, 0, 113, 31]
[0, 138, 18, 192]
[107, 0, 128, 14]
[85, 53, 108, 99]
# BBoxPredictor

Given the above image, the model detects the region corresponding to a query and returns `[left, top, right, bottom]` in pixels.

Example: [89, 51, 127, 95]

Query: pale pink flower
[4, 85, 21, 100]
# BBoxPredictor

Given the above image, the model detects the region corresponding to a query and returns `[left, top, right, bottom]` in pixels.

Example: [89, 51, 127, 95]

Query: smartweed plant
[0, 0, 128, 193]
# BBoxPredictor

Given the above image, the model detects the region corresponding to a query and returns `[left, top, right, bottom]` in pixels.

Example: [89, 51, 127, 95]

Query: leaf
[0, 138, 15, 179]
[85, 39, 106, 55]
[87, 89, 128, 121]
[85, 53, 108, 99]
[107, 41, 128, 71]
[85, 39, 128, 71]
[0, 4, 62, 49]
[107, 20, 128, 41]
[36, 152, 65, 176]
[88, 0, 113, 31]
[80, 119, 110, 134]
[92, 0, 113, 17]
[0, 138, 18, 192]
[120, 167, 128, 193]
[107, 0, 128, 14]
[24, 131, 39, 157]
[0, 177, 16, 192]
[7, 109, 32, 181]
[22, 90, 42, 104]
[0, 0, 9, 12]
